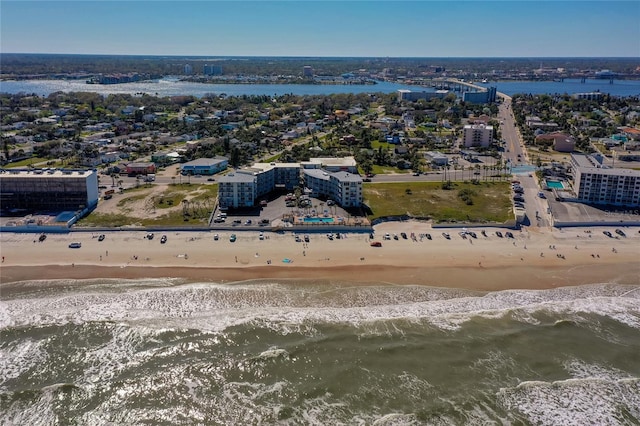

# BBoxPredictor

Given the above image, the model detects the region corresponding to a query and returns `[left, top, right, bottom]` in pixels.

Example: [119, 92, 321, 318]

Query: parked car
[496, 231, 503, 238]
[146, 233, 154, 240]
[603, 231, 613, 238]
[370, 241, 382, 247]
[68, 242, 82, 248]
[245, 219, 252, 225]
[505, 231, 514, 238]
[213, 234, 219, 241]
[615, 229, 626, 237]
[98, 234, 105, 241]
[400, 232, 407, 239]
[259, 232, 264, 240]
[425, 233, 432, 240]
[442, 233, 451, 240]
[160, 235, 167, 244]
[384, 233, 391, 240]
[229, 234, 236, 242]
[304, 234, 310, 242]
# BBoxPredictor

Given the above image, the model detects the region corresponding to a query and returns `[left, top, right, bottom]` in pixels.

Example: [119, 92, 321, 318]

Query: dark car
[615, 229, 626, 237]
[400, 232, 407, 239]
[496, 231, 503, 238]
[98, 234, 105, 241]
[425, 233, 432, 240]
[442, 232, 451, 240]
[160, 235, 167, 244]
[146, 233, 154, 240]
[603, 231, 613, 238]
[505, 231, 514, 238]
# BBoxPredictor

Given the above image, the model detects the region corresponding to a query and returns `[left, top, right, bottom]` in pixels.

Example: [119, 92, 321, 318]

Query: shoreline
[2, 222, 639, 291]
[2, 262, 639, 293]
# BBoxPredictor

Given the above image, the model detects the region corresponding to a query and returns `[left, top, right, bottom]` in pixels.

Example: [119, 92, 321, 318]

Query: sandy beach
[1, 222, 639, 290]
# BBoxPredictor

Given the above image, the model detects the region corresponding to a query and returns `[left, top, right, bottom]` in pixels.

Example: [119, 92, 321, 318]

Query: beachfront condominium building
[217, 157, 363, 209]
[463, 124, 494, 148]
[302, 170, 363, 208]
[0, 168, 99, 212]
[570, 154, 640, 207]
[217, 172, 257, 209]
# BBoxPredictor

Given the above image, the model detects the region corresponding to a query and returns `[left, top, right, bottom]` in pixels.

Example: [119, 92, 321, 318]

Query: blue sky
[1, 1, 639, 57]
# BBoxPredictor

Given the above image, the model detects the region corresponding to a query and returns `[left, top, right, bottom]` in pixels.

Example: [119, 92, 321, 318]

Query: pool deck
[291, 215, 370, 228]
[545, 180, 566, 190]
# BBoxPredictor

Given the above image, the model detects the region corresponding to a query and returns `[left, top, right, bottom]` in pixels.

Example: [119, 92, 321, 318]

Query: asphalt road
[498, 95, 550, 228]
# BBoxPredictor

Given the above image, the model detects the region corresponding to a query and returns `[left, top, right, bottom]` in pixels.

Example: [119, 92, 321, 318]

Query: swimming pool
[303, 217, 335, 223]
[546, 180, 565, 189]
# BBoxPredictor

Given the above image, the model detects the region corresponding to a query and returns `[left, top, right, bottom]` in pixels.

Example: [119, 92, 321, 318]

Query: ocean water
[1, 279, 639, 425]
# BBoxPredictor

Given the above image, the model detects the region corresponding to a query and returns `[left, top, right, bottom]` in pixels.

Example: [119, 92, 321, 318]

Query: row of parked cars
[512, 181, 525, 203]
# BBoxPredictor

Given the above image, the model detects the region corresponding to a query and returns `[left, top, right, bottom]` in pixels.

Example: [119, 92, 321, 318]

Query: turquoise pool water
[546, 180, 565, 189]
[303, 217, 335, 223]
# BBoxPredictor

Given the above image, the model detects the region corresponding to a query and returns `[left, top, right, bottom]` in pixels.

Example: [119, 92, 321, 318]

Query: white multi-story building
[217, 172, 257, 209]
[302, 170, 363, 208]
[0, 168, 99, 212]
[571, 154, 640, 207]
[218, 158, 363, 209]
[462, 124, 494, 148]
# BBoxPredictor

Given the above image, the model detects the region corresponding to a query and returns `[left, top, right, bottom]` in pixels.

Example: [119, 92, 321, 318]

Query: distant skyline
[1, 1, 639, 58]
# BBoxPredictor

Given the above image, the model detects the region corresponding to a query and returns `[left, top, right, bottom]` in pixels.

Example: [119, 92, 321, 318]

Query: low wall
[552, 219, 640, 228]
[371, 215, 517, 230]
[0, 225, 70, 234]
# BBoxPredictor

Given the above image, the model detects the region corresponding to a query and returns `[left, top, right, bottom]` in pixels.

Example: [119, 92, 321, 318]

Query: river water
[1, 78, 639, 98]
[1, 279, 639, 425]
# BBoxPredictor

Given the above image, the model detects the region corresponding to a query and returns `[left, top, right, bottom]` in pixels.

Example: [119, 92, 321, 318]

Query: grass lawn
[371, 140, 395, 150]
[364, 181, 513, 223]
[371, 165, 410, 175]
[4, 157, 50, 168]
[79, 184, 219, 227]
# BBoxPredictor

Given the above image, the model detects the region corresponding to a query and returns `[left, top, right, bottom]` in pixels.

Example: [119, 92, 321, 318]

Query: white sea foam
[2, 281, 639, 336]
[564, 359, 634, 381]
[0, 339, 47, 390]
[498, 377, 640, 426]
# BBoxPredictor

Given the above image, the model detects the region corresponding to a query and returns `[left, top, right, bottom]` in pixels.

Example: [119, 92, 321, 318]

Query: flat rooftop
[0, 169, 96, 178]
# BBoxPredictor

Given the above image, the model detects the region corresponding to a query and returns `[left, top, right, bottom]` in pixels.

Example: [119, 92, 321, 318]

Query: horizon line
[2, 53, 640, 60]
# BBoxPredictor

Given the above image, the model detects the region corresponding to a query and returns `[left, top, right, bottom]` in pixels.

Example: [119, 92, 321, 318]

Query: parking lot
[211, 194, 354, 231]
